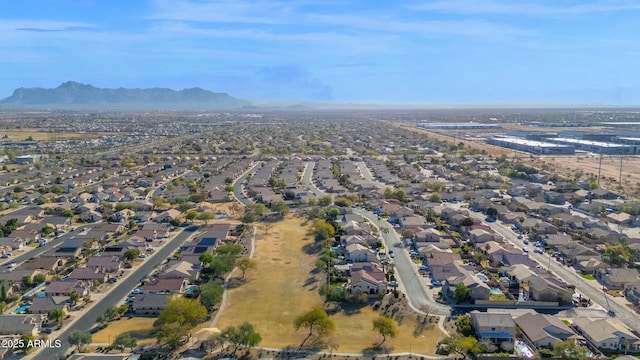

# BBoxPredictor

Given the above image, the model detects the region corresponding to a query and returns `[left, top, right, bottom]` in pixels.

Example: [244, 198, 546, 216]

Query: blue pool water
[14, 304, 31, 314]
[490, 287, 502, 295]
[186, 285, 197, 295]
[36, 290, 46, 298]
[330, 247, 341, 253]
[476, 273, 489, 282]
[23, 282, 47, 297]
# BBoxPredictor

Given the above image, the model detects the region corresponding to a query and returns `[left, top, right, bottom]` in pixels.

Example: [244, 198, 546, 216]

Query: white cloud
[411, 0, 640, 17]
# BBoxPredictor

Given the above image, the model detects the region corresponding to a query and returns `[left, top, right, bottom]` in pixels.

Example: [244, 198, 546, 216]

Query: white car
[523, 247, 529, 253]
[7, 262, 17, 268]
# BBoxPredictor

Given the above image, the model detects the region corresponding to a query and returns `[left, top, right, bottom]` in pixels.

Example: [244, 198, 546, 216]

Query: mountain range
[0, 81, 250, 110]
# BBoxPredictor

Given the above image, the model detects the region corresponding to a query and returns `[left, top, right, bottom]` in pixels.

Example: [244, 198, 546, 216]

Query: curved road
[232, 161, 262, 206]
[302, 161, 451, 316]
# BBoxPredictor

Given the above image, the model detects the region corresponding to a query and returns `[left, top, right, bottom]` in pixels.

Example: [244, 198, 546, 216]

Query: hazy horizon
[2, 0, 640, 106]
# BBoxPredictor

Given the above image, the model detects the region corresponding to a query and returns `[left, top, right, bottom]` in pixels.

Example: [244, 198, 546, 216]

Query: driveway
[302, 161, 450, 316]
[456, 204, 640, 331]
[32, 226, 200, 360]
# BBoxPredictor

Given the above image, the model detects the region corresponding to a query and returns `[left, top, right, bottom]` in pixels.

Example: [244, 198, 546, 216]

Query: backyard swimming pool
[476, 273, 489, 282]
[14, 304, 31, 314]
[490, 287, 502, 295]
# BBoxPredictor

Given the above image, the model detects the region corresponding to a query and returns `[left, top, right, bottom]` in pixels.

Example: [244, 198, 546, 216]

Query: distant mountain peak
[0, 81, 250, 110]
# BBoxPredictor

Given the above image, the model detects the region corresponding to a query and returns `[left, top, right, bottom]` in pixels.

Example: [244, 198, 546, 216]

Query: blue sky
[2, 0, 640, 105]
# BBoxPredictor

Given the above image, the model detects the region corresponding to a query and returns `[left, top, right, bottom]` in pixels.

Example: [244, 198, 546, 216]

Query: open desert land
[398, 123, 640, 195]
[0, 128, 107, 141]
[215, 215, 443, 354]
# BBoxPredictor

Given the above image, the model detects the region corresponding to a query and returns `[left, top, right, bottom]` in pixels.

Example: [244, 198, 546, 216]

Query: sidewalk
[30, 226, 197, 358]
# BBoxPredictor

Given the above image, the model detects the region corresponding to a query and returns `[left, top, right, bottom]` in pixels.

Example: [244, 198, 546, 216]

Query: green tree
[186, 209, 199, 223]
[372, 316, 398, 346]
[199, 283, 224, 311]
[216, 322, 262, 353]
[69, 290, 80, 306]
[440, 334, 482, 356]
[461, 217, 474, 227]
[47, 308, 65, 327]
[486, 207, 498, 218]
[199, 252, 214, 267]
[152, 197, 169, 210]
[197, 211, 215, 225]
[318, 195, 333, 207]
[112, 332, 137, 352]
[453, 283, 471, 303]
[455, 314, 473, 336]
[21, 275, 33, 288]
[18, 334, 35, 353]
[429, 192, 442, 203]
[155, 298, 207, 349]
[103, 305, 120, 323]
[68, 329, 92, 351]
[124, 248, 140, 262]
[209, 256, 236, 279]
[271, 201, 290, 218]
[334, 197, 353, 207]
[217, 242, 243, 256]
[553, 340, 588, 360]
[236, 258, 257, 279]
[293, 306, 336, 349]
[41, 225, 54, 235]
[310, 218, 335, 243]
[158, 297, 207, 327]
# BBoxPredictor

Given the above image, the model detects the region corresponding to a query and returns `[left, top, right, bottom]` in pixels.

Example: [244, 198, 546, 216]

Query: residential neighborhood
[0, 110, 639, 360]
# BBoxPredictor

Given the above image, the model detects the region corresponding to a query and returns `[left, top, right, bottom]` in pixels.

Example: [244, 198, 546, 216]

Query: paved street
[232, 161, 262, 206]
[302, 161, 451, 316]
[458, 205, 640, 330]
[355, 161, 385, 189]
[0, 225, 98, 270]
[33, 226, 199, 360]
[352, 208, 451, 316]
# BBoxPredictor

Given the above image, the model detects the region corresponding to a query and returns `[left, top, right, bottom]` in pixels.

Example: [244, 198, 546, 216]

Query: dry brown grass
[327, 303, 443, 354]
[92, 317, 156, 345]
[215, 215, 324, 348]
[0, 129, 102, 141]
[215, 215, 443, 354]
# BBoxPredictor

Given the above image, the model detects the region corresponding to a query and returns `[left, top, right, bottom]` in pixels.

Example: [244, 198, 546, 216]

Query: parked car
[6, 262, 17, 268]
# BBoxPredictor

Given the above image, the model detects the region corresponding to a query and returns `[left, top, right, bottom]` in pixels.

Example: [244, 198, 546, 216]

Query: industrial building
[545, 138, 635, 154]
[486, 136, 575, 155]
[417, 122, 501, 130]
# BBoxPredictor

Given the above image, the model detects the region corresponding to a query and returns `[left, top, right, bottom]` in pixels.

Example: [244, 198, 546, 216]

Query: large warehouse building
[417, 122, 502, 130]
[486, 136, 575, 154]
[545, 138, 636, 154]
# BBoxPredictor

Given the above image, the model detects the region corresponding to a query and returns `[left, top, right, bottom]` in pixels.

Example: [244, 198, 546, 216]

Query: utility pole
[597, 153, 603, 186]
[619, 154, 623, 190]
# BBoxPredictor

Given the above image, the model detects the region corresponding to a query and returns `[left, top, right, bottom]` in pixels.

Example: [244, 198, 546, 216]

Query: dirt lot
[398, 123, 640, 195]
